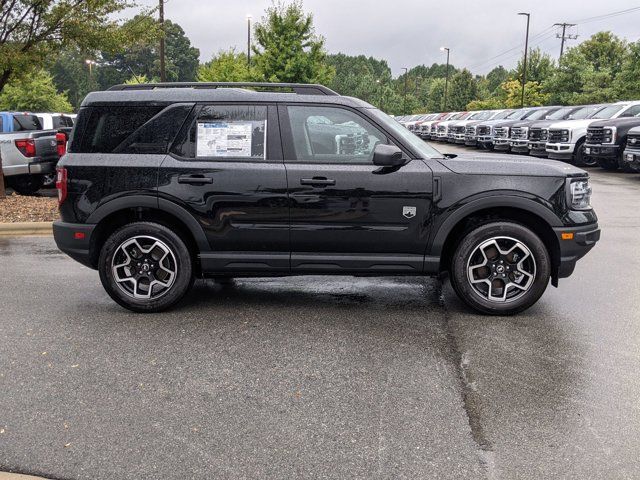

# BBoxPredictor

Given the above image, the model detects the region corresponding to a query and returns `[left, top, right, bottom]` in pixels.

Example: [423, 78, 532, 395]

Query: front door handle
[178, 174, 213, 185]
[300, 177, 336, 187]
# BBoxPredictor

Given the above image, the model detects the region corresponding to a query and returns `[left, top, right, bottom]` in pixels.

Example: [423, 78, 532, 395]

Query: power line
[572, 6, 640, 25]
[554, 23, 578, 59]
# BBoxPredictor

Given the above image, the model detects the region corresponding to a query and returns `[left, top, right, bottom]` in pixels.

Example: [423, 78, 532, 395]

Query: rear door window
[52, 115, 75, 128]
[171, 105, 268, 160]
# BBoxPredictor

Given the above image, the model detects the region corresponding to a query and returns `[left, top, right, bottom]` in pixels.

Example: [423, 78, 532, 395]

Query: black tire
[8, 175, 44, 195]
[98, 222, 194, 313]
[450, 222, 551, 315]
[574, 140, 596, 167]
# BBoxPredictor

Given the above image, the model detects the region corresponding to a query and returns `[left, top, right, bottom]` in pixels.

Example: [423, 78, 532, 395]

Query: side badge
[403, 206, 417, 219]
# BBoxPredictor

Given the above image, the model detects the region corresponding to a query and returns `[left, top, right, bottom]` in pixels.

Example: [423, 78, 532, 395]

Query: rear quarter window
[70, 105, 190, 154]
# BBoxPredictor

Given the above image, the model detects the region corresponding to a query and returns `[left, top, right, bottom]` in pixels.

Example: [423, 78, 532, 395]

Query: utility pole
[518, 12, 531, 108]
[159, 0, 166, 82]
[440, 47, 450, 111]
[402, 67, 408, 115]
[554, 23, 578, 60]
[247, 15, 252, 68]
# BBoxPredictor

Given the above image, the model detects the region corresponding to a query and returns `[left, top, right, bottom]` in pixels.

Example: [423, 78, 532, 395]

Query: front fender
[427, 194, 563, 258]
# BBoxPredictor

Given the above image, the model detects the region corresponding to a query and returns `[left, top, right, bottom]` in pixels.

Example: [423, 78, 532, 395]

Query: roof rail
[107, 82, 339, 96]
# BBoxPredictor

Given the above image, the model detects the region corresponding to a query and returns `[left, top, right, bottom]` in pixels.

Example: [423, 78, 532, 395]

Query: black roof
[82, 82, 372, 108]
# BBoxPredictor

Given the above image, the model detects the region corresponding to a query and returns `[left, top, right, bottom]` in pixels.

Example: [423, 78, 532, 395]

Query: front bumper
[546, 142, 575, 160]
[53, 221, 97, 269]
[554, 222, 600, 280]
[493, 138, 510, 150]
[509, 140, 529, 153]
[464, 137, 478, 146]
[622, 148, 640, 172]
[528, 141, 548, 157]
[584, 144, 618, 159]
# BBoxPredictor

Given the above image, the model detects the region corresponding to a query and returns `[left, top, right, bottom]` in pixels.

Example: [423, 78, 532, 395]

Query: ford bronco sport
[53, 82, 600, 315]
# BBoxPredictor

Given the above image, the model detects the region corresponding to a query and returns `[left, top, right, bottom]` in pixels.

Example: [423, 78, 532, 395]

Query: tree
[0, 70, 73, 112]
[97, 17, 199, 88]
[514, 48, 556, 84]
[326, 53, 393, 107]
[486, 66, 509, 94]
[252, 1, 334, 84]
[614, 40, 640, 100]
[447, 69, 478, 110]
[544, 32, 629, 105]
[425, 78, 446, 112]
[0, 0, 156, 92]
[467, 98, 504, 110]
[500, 79, 549, 108]
[198, 49, 251, 82]
[49, 48, 99, 109]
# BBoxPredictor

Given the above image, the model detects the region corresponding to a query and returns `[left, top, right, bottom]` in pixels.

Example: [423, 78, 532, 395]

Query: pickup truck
[35, 112, 75, 139]
[0, 112, 63, 195]
[464, 110, 511, 146]
[507, 106, 563, 154]
[622, 126, 640, 172]
[584, 115, 640, 171]
[546, 101, 640, 167]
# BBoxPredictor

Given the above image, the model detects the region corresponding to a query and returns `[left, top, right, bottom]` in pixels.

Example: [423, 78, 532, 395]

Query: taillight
[15, 138, 36, 157]
[56, 132, 67, 157]
[56, 167, 68, 205]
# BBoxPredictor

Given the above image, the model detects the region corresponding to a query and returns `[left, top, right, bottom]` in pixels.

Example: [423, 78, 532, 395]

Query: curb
[0, 222, 53, 237]
[0, 473, 50, 480]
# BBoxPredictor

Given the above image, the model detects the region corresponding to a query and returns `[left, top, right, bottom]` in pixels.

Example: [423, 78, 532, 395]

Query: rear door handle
[178, 174, 213, 185]
[300, 177, 336, 186]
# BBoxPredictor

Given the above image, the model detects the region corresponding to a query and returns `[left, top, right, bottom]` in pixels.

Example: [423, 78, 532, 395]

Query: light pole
[159, 0, 166, 82]
[518, 12, 531, 108]
[247, 14, 252, 69]
[402, 67, 408, 115]
[85, 59, 97, 77]
[440, 47, 450, 111]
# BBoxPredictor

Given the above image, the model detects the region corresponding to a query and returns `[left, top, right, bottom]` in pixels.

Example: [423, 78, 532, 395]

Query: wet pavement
[0, 161, 639, 479]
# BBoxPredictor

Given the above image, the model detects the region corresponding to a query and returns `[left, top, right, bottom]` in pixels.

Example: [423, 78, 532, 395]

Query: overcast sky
[136, 0, 640, 76]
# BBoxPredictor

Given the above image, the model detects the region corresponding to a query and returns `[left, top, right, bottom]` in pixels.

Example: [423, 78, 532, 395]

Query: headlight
[560, 129, 570, 142]
[603, 126, 616, 144]
[541, 129, 549, 140]
[568, 179, 592, 211]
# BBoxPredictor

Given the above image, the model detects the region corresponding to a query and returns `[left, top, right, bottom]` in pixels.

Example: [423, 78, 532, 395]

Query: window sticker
[196, 121, 263, 158]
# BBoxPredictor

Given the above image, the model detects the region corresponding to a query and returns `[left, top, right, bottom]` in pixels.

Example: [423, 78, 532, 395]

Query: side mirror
[372, 144, 406, 167]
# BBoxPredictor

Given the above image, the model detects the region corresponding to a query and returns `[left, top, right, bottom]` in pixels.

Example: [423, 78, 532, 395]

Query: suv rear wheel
[450, 222, 551, 315]
[98, 222, 194, 313]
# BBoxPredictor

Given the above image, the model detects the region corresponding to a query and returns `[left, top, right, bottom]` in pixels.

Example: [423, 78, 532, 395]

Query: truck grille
[437, 125, 446, 133]
[586, 127, 604, 145]
[510, 127, 528, 140]
[477, 125, 491, 136]
[450, 126, 464, 135]
[528, 128, 547, 141]
[548, 129, 564, 143]
[465, 126, 477, 136]
[627, 134, 640, 148]
[494, 127, 509, 138]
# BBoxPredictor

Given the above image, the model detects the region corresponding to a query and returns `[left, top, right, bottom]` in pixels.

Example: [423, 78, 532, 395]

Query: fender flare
[86, 195, 210, 251]
[428, 195, 562, 257]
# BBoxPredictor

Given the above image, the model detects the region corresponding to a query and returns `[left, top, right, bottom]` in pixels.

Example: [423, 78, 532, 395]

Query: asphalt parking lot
[1, 148, 639, 480]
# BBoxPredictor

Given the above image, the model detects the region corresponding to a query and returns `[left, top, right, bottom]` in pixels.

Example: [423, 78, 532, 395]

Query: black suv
[53, 82, 600, 315]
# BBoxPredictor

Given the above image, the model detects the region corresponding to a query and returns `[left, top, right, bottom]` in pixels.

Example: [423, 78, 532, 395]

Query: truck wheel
[574, 141, 596, 167]
[7, 175, 44, 195]
[98, 222, 194, 313]
[450, 222, 551, 315]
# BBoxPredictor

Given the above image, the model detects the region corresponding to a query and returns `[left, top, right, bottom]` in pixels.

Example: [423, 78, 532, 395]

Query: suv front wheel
[450, 222, 551, 315]
[99, 222, 194, 313]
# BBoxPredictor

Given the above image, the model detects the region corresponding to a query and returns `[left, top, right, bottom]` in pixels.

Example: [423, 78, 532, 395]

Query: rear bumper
[53, 221, 97, 269]
[554, 223, 600, 279]
[3, 159, 56, 177]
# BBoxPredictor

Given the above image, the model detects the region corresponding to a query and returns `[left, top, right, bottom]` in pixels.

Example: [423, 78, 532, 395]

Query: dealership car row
[396, 102, 640, 173]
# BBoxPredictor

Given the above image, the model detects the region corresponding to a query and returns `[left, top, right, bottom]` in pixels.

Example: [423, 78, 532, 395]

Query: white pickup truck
[0, 112, 62, 195]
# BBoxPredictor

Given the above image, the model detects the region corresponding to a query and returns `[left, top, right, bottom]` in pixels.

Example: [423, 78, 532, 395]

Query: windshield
[12, 114, 42, 131]
[472, 111, 492, 120]
[547, 107, 575, 120]
[590, 104, 625, 119]
[492, 110, 511, 120]
[506, 109, 528, 120]
[369, 108, 442, 159]
[526, 109, 555, 121]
